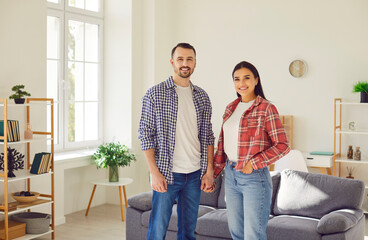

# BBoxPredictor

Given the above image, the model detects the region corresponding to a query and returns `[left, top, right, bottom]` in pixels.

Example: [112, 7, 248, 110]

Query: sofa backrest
[273, 169, 365, 219]
[200, 173, 223, 208]
[209, 171, 281, 210]
[208, 171, 281, 210]
[270, 171, 281, 215]
[217, 174, 226, 209]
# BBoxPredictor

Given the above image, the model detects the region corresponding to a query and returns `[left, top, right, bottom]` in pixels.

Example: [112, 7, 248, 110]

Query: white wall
[1, 0, 368, 220]
[131, 0, 368, 183]
[0, 0, 46, 99]
[162, 0, 368, 152]
[0, 0, 49, 219]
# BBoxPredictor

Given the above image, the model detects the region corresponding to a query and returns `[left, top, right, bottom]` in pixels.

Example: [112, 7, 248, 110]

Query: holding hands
[201, 171, 216, 193]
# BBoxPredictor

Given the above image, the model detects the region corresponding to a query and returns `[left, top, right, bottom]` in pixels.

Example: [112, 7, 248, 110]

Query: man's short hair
[171, 43, 196, 58]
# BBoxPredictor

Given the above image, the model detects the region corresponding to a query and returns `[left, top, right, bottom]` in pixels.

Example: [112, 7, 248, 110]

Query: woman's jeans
[146, 170, 201, 240]
[225, 161, 272, 240]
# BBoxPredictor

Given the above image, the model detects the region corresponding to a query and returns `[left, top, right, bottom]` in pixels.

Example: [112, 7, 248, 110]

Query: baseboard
[55, 216, 66, 226]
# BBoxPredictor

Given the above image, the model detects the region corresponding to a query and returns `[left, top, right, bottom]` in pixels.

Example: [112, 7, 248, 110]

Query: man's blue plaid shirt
[138, 77, 215, 184]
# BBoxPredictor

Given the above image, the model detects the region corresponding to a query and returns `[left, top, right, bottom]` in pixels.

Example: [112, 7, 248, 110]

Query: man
[138, 43, 215, 240]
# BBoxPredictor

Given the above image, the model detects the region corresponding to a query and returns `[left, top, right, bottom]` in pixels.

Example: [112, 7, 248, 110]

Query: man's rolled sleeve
[138, 91, 156, 150]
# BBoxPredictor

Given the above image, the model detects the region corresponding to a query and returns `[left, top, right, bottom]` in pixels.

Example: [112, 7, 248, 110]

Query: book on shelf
[310, 151, 334, 156]
[30, 152, 52, 174]
[45, 153, 53, 173]
[0, 120, 20, 142]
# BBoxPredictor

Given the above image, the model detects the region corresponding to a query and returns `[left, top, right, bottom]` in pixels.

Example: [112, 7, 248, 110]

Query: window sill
[54, 149, 96, 169]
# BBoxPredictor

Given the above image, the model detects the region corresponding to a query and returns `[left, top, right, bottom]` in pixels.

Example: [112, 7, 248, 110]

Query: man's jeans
[225, 161, 272, 240]
[147, 170, 201, 240]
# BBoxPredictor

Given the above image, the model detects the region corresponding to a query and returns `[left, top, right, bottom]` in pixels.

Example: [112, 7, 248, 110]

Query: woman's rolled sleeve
[250, 104, 290, 169]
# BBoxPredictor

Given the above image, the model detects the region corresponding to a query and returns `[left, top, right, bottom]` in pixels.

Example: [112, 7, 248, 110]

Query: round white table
[85, 178, 133, 221]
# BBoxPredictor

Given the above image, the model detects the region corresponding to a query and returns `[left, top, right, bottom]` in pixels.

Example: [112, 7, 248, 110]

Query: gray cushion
[270, 171, 281, 215]
[320, 216, 366, 240]
[141, 204, 215, 231]
[195, 209, 231, 239]
[267, 215, 321, 240]
[127, 191, 153, 211]
[126, 207, 145, 240]
[200, 174, 222, 208]
[273, 169, 365, 219]
[217, 174, 226, 209]
[317, 209, 364, 234]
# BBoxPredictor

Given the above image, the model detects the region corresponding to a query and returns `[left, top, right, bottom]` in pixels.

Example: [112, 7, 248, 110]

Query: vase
[14, 98, 25, 104]
[109, 165, 119, 182]
[347, 145, 353, 159]
[361, 92, 368, 103]
[354, 147, 361, 161]
[24, 123, 33, 139]
[346, 174, 354, 179]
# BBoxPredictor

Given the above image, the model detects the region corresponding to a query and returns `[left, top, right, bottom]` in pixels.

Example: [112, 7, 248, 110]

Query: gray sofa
[126, 169, 365, 240]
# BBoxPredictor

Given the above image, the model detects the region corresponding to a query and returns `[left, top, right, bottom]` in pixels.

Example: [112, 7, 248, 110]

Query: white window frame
[47, 0, 103, 151]
[47, 0, 64, 11]
[65, 0, 104, 18]
[64, 13, 103, 150]
[47, 9, 64, 152]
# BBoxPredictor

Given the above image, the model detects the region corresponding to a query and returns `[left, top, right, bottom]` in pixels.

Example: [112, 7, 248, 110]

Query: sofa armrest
[127, 191, 153, 211]
[317, 209, 364, 234]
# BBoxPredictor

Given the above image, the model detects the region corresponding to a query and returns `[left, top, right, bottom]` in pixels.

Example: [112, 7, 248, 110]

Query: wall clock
[289, 60, 307, 78]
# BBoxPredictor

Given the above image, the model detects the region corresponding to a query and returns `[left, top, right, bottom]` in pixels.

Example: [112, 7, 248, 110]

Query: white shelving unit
[15, 229, 53, 240]
[0, 98, 54, 240]
[334, 98, 368, 214]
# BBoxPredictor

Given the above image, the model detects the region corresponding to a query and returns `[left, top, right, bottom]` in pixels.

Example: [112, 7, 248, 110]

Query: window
[47, 0, 103, 150]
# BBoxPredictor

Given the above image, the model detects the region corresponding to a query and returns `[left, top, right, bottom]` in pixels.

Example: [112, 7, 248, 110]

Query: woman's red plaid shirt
[214, 96, 290, 178]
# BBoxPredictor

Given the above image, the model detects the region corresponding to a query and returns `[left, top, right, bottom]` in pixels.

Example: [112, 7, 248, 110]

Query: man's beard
[176, 67, 192, 78]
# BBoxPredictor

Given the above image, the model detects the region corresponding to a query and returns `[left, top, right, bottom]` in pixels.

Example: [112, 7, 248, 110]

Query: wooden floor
[34, 204, 368, 240]
[35, 204, 126, 240]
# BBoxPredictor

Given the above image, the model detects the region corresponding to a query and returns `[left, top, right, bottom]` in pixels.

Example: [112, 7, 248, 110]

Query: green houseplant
[9, 84, 31, 104]
[93, 142, 136, 182]
[353, 81, 368, 103]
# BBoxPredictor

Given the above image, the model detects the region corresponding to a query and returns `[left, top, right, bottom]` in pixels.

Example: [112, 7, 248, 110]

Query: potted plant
[9, 84, 31, 104]
[353, 81, 368, 103]
[92, 142, 136, 182]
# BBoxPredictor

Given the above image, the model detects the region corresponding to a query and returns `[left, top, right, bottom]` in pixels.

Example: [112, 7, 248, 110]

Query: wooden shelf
[337, 102, 368, 106]
[335, 154, 368, 164]
[0, 171, 53, 183]
[0, 98, 55, 240]
[0, 199, 52, 215]
[336, 129, 368, 135]
[0, 136, 52, 145]
[335, 159, 368, 164]
[13, 229, 53, 240]
[0, 102, 53, 108]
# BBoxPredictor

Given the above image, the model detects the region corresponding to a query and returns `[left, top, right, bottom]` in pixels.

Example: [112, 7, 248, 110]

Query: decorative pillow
[273, 169, 365, 219]
[317, 209, 363, 234]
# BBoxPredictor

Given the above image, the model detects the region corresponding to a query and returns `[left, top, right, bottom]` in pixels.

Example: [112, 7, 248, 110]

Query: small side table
[303, 152, 333, 175]
[85, 177, 133, 221]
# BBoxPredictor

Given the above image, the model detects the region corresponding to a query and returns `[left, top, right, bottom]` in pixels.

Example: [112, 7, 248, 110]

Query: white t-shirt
[223, 100, 254, 162]
[172, 84, 201, 173]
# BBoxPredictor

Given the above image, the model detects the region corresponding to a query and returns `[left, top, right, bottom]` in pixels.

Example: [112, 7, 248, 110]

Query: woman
[213, 61, 290, 240]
